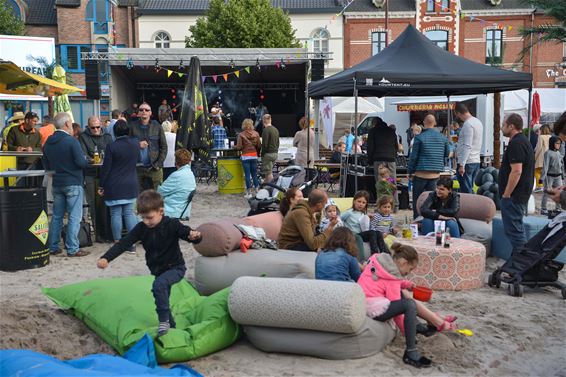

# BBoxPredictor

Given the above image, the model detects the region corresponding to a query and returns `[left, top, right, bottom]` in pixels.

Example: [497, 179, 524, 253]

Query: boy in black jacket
[97, 190, 202, 336]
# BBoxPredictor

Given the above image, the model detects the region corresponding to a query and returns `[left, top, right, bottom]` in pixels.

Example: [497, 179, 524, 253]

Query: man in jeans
[499, 113, 534, 250]
[129, 102, 168, 191]
[454, 102, 483, 193]
[407, 114, 450, 219]
[260, 114, 279, 183]
[43, 112, 89, 257]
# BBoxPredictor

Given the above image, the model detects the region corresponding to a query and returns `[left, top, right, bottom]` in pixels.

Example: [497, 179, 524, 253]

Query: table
[0, 151, 43, 186]
[398, 236, 486, 290]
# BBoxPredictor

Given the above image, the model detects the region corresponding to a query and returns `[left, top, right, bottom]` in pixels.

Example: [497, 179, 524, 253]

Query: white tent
[503, 88, 566, 126]
[319, 97, 384, 147]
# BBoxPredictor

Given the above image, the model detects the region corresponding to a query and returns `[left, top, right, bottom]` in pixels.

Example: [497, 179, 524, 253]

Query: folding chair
[179, 190, 195, 221]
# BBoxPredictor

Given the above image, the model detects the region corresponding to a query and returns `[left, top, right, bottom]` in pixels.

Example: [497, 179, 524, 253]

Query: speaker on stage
[311, 59, 325, 81]
[345, 173, 377, 203]
[85, 61, 101, 100]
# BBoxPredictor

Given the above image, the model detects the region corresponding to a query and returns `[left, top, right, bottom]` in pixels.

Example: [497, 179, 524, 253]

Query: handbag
[62, 220, 93, 248]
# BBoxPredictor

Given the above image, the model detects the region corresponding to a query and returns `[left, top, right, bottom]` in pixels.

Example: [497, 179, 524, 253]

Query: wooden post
[493, 92, 501, 168]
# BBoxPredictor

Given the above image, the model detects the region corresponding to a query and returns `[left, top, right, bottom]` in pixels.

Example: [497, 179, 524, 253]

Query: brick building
[5, 0, 137, 123]
[344, 0, 565, 88]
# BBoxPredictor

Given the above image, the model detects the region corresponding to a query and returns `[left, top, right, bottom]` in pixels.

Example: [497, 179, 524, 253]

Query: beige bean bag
[228, 277, 366, 334]
[416, 191, 496, 223]
[193, 249, 316, 296]
[244, 317, 395, 360]
[243, 211, 283, 241]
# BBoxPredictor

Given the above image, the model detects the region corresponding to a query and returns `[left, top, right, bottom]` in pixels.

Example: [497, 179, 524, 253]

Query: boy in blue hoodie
[43, 113, 89, 257]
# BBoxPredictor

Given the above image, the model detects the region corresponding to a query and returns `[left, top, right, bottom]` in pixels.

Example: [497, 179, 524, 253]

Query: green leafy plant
[0, 0, 25, 36]
[186, 0, 300, 48]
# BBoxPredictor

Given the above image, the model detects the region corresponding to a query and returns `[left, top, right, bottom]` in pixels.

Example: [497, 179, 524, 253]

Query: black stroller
[247, 165, 318, 216]
[488, 213, 566, 299]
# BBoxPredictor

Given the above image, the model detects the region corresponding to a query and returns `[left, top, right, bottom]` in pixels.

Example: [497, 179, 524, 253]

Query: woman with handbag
[99, 120, 139, 251]
[234, 118, 261, 198]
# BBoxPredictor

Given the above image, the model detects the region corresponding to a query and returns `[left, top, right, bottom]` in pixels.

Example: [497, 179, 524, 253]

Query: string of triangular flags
[435, 0, 515, 33]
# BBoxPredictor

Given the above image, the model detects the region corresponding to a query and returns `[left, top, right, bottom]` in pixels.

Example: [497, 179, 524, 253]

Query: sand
[1, 183, 565, 377]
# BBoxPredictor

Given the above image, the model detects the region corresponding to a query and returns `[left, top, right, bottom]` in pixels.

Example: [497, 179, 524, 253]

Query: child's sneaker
[540, 209, 548, 216]
[158, 321, 170, 337]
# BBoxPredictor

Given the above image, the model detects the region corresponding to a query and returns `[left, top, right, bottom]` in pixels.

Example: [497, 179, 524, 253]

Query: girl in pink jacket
[358, 242, 457, 368]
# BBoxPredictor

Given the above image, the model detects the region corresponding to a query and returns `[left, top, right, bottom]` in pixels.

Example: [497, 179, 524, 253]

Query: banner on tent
[397, 103, 456, 112]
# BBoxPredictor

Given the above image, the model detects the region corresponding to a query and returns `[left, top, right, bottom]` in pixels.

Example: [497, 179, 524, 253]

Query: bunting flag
[167, 69, 172, 78]
[222, 73, 228, 81]
[234, 70, 240, 78]
[178, 72, 184, 78]
[244, 66, 250, 74]
[212, 75, 217, 83]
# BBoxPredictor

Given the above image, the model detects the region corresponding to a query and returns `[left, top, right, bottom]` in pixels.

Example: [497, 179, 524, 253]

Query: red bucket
[413, 286, 433, 302]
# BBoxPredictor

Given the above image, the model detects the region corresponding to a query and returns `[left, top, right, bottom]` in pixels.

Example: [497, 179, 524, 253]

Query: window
[95, 44, 109, 84]
[60, 45, 91, 72]
[154, 32, 171, 48]
[440, 0, 449, 11]
[426, 0, 435, 12]
[85, 0, 112, 34]
[372, 32, 387, 55]
[312, 28, 330, 57]
[486, 29, 503, 65]
[425, 30, 449, 50]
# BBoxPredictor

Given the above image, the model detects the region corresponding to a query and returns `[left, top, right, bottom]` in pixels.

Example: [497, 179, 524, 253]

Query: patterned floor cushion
[193, 249, 316, 296]
[229, 277, 366, 334]
[244, 317, 396, 360]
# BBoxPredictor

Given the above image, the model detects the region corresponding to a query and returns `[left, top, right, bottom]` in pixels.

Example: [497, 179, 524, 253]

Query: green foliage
[516, 0, 566, 60]
[186, 0, 299, 48]
[0, 0, 25, 36]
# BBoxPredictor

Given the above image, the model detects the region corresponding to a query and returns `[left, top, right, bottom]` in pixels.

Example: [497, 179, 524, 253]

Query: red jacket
[357, 253, 413, 333]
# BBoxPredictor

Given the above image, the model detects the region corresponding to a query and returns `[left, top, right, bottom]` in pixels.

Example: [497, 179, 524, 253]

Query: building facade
[136, 0, 345, 76]
[343, 0, 565, 88]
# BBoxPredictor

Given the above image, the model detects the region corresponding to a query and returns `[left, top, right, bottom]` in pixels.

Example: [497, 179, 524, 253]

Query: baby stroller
[488, 212, 566, 299]
[247, 165, 318, 216]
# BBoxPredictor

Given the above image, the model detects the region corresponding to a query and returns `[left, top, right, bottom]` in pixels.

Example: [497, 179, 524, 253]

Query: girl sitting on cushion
[419, 177, 462, 238]
[358, 242, 458, 368]
[341, 190, 389, 256]
[315, 227, 364, 282]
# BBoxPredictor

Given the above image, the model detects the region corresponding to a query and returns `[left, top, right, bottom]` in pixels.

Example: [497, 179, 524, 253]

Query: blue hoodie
[43, 130, 87, 187]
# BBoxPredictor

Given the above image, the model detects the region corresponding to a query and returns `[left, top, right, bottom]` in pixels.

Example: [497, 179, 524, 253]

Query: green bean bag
[42, 275, 241, 363]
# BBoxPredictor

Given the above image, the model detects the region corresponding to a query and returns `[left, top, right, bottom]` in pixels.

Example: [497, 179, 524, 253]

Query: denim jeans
[422, 218, 461, 238]
[242, 158, 259, 190]
[152, 265, 187, 326]
[500, 198, 527, 250]
[412, 176, 438, 219]
[48, 185, 84, 254]
[457, 163, 480, 194]
[108, 202, 138, 241]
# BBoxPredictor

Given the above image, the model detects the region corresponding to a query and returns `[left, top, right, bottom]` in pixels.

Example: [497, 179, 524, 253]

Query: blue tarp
[0, 335, 203, 377]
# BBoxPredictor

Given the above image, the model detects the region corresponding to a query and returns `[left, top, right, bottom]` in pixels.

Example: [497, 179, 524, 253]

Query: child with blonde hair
[358, 242, 458, 368]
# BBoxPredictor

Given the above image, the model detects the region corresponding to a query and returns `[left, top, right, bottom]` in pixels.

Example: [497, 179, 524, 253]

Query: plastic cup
[413, 286, 433, 302]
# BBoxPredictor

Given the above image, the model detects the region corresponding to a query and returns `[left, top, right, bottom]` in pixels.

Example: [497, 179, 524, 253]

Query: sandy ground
[1, 183, 565, 377]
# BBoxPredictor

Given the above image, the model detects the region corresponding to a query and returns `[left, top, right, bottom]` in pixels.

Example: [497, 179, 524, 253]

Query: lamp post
[384, 0, 389, 46]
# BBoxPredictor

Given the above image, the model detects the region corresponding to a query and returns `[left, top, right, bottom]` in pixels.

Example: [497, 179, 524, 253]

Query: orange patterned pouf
[399, 237, 486, 291]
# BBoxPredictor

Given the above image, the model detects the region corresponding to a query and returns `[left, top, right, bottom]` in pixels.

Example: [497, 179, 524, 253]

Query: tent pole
[354, 79, 360, 194]
[527, 88, 532, 138]
[447, 95, 451, 132]
[314, 99, 320, 160]
[305, 61, 311, 168]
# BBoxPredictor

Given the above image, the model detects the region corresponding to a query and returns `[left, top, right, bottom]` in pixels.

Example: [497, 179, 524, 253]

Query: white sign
[0, 35, 55, 101]
[320, 97, 333, 147]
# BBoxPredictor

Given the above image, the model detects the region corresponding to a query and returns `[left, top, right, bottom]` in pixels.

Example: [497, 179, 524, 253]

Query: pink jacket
[357, 254, 413, 333]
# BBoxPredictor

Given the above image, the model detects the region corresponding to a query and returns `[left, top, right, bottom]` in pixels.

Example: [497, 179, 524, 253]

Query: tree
[0, 0, 25, 36]
[517, 0, 566, 60]
[28, 56, 57, 117]
[186, 0, 299, 48]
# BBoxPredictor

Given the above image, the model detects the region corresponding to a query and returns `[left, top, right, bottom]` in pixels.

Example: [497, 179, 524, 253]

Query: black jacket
[366, 123, 398, 163]
[99, 136, 140, 201]
[78, 128, 113, 176]
[420, 191, 460, 220]
[100, 216, 201, 276]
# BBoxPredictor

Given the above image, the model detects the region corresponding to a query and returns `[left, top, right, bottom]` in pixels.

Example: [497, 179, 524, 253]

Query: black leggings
[374, 298, 417, 351]
[359, 230, 390, 254]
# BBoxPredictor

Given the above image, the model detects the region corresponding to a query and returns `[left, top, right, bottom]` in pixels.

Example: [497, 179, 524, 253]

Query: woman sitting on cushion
[419, 177, 461, 238]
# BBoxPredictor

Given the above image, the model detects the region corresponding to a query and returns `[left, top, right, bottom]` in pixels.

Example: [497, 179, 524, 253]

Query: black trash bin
[0, 170, 50, 271]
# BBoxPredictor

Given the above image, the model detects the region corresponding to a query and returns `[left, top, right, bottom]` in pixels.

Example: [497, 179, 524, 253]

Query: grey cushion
[229, 277, 366, 334]
[194, 249, 316, 296]
[244, 317, 396, 359]
[460, 218, 492, 255]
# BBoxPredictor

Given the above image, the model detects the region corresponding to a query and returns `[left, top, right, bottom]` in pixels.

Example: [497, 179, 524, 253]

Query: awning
[0, 60, 84, 97]
[391, 95, 477, 111]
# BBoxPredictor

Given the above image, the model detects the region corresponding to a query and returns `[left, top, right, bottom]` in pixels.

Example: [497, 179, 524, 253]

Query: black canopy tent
[307, 24, 533, 194]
